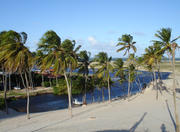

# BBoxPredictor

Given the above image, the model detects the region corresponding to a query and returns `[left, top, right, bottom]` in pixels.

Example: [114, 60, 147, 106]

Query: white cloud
[87, 36, 98, 45]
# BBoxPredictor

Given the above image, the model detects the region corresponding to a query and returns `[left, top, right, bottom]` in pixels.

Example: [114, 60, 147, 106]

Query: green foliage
[129, 64, 136, 82]
[53, 79, 67, 95]
[44, 81, 50, 87]
[0, 98, 5, 110]
[61, 39, 74, 52]
[53, 76, 95, 95]
[94, 52, 108, 64]
[116, 34, 136, 55]
[38, 30, 61, 54]
[114, 58, 126, 84]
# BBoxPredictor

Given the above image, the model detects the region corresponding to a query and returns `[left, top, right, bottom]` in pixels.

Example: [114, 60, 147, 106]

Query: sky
[0, 0, 180, 58]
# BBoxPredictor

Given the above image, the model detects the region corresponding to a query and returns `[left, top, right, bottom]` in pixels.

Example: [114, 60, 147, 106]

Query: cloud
[87, 36, 98, 45]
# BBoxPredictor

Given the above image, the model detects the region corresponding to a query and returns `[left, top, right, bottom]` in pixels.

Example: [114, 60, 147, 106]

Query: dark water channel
[8, 71, 170, 113]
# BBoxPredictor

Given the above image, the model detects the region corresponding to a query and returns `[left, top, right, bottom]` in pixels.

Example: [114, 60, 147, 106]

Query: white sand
[0, 76, 180, 132]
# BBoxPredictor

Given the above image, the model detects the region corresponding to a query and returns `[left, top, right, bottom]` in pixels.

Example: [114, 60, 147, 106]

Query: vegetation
[0, 27, 179, 131]
[116, 34, 136, 98]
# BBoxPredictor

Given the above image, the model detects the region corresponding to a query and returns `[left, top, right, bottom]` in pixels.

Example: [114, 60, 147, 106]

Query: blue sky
[0, 0, 180, 57]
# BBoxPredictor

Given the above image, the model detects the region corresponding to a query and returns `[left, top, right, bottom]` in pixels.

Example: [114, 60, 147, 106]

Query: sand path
[0, 76, 180, 132]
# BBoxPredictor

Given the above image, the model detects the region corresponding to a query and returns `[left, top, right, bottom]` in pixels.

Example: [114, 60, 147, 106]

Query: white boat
[73, 99, 83, 105]
[14, 86, 21, 90]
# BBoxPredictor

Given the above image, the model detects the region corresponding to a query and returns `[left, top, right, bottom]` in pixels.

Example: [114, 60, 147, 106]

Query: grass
[160, 62, 180, 72]
[0, 87, 53, 99]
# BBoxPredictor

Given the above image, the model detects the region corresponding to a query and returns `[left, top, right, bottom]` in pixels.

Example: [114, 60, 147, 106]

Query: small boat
[14, 86, 21, 90]
[73, 99, 83, 105]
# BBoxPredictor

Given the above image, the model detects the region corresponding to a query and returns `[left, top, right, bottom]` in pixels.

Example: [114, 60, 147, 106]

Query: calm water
[8, 71, 170, 113]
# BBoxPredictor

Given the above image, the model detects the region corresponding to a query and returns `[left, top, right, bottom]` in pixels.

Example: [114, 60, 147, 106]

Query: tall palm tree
[95, 52, 113, 102]
[114, 58, 126, 84]
[35, 50, 45, 87]
[127, 54, 136, 95]
[143, 45, 160, 99]
[154, 28, 180, 132]
[38, 32, 79, 117]
[78, 50, 91, 104]
[38, 30, 62, 86]
[0, 31, 8, 114]
[0, 30, 33, 119]
[116, 34, 136, 98]
[61, 39, 81, 106]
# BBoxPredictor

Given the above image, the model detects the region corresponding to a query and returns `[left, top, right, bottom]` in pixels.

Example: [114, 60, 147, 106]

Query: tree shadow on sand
[161, 123, 169, 132]
[95, 112, 147, 132]
[165, 100, 176, 131]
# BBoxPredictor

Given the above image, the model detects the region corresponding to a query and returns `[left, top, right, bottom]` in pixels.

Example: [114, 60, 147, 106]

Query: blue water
[8, 71, 170, 113]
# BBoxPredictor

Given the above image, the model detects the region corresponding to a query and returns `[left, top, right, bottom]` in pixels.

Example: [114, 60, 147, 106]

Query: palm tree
[38, 30, 62, 87]
[78, 50, 91, 104]
[116, 34, 136, 98]
[143, 45, 160, 99]
[135, 57, 144, 92]
[61, 39, 81, 104]
[0, 30, 33, 119]
[38, 32, 79, 117]
[154, 28, 180, 132]
[0, 31, 8, 114]
[127, 54, 136, 96]
[95, 52, 113, 102]
[35, 50, 45, 87]
[114, 58, 126, 84]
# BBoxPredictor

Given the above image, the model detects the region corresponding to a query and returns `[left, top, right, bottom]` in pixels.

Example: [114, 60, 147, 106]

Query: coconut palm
[114, 58, 126, 84]
[95, 52, 114, 102]
[61, 39, 81, 99]
[154, 28, 180, 132]
[59, 39, 81, 117]
[0, 30, 33, 119]
[38, 30, 62, 86]
[78, 50, 91, 104]
[0, 31, 8, 114]
[116, 34, 136, 98]
[38, 32, 79, 117]
[143, 45, 160, 99]
[35, 50, 45, 87]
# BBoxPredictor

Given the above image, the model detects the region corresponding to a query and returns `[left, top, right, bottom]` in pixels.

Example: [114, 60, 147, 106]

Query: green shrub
[44, 81, 50, 87]
[0, 98, 5, 110]
[53, 79, 67, 95]
[53, 75, 95, 95]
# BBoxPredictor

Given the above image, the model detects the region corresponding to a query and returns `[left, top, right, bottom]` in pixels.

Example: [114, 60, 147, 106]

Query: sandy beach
[0, 73, 180, 132]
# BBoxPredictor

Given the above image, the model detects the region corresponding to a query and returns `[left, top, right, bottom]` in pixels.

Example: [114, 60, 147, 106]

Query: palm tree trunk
[8, 73, 11, 91]
[25, 72, 30, 119]
[102, 87, 104, 102]
[28, 71, 34, 89]
[157, 61, 162, 93]
[69, 64, 73, 105]
[153, 69, 158, 100]
[49, 78, 52, 87]
[4, 72, 8, 114]
[151, 72, 155, 88]
[41, 74, 44, 87]
[107, 76, 111, 102]
[137, 72, 142, 92]
[64, 71, 72, 118]
[83, 74, 87, 104]
[91, 91, 95, 103]
[172, 45, 180, 132]
[56, 76, 58, 87]
[20, 73, 26, 89]
[128, 71, 131, 98]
